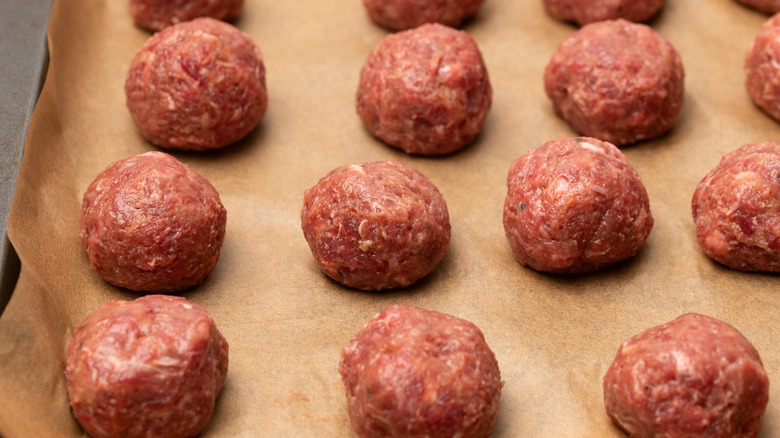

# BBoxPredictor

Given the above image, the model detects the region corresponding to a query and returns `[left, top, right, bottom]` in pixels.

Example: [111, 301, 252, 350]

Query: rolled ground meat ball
[691, 142, 780, 272]
[356, 23, 492, 155]
[79, 151, 227, 292]
[503, 137, 653, 274]
[339, 304, 502, 438]
[129, 0, 244, 32]
[300, 161, 450, 290]
[125, 17, 267, 151]
[542, 0, 664, 26]
[544, 19, 684, 146]
[362, 0, 485, 31]
[603, 313, 769, 437]
[745, 13, 780, 122]
[736, 0, 780, 14]
[65, 294, 229, 438]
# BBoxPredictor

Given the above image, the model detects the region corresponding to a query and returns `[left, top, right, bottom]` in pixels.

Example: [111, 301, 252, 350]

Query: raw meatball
[300, 161, 450, 290]
[362, 0, 485, 31]
[503, 137, 653, 274]
[691, 142, 780, 272]
[65, 294, 229, 438]
[339, 304, 502, 438]
[736, 0, 780, 14]
[125, 17, 267, 150]
[745, 13, 780, 123]
[603, 313, 769, 437]
[544, 19, 684, 146]
[542, 0, 664, 25]
[79, 151, 227, 292]
[356, 23, 492, 155]
[129, 0, 244, 32]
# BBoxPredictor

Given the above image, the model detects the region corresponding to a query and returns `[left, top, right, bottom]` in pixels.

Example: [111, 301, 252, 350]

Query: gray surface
[0, 0, 52, 315]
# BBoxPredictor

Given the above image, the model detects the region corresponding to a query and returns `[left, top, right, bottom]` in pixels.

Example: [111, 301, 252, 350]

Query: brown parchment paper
[1, 0, 779, 436]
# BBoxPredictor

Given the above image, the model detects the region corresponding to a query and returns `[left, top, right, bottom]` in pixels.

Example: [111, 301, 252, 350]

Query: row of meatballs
[77, 136, 780, 296]
[64, 295, 770, 437]
[122, 0, 780, 155]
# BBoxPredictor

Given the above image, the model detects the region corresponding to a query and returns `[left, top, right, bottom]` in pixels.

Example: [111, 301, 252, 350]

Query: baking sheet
[1, 0, 779, 436]
[0, 0, 52, 316]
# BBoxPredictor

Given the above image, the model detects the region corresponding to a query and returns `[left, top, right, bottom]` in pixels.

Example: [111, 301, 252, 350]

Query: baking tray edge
[0, 0, 53, 316]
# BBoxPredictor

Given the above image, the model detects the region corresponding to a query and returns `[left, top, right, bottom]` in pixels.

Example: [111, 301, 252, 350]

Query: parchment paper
[0, 0, 778, 436]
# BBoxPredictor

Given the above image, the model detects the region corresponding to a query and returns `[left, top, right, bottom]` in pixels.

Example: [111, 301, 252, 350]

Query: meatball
[79, 151, 227, 292]
[542, 0, 664, 26]
[691, 142, 780, 272]
[339, 304, 502, 438]
[362, 0, 485, 31]
[544, 19, 684, 146]
[125, 17, 267, 151]
[603, 313, 769, 438]
[129, 0, 244, 32]
[745, 13, 780, 123]
[503, 137, 653, 274]
[65, 294, 229, 438]
[736, 0, 780, 14]
[356, 23, 492, 155]
[300, 161, 450, 290]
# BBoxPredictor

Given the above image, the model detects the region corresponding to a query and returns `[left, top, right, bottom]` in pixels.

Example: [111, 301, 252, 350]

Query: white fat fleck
[672, 350, 692, 375]
[165, 93, 176, 111]
[358, 240, 373, 252]
[370, 200, 386, 213]
[578, 141, 603, 153]
[591, 184, 608, 196]
[105, 354, 125, 372]
[733, 171, 757, 180]
[551, 177, 571, 195]
[182, 303, 193, 310]
[358, 219, 369, 237]
[347, 164, 365, 173]
[156, 356, 182, 367]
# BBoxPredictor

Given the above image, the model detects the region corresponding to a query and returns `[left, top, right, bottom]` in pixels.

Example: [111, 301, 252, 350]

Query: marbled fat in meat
[503, 137, 653, 274]
[65, 295, 229, 438]
[125, 18, 267, 150]
[362, 0, 485, 31]
[691, 142, 780, 272]
[339, 304, 502, 438]
[603, 313, 769, 437]
[130, 0, 244, 32]
[357, 23, 491, 155]
[544, 19, 684, 146]
[79, 151, 227, 292]
[301, 161, 450, 290]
